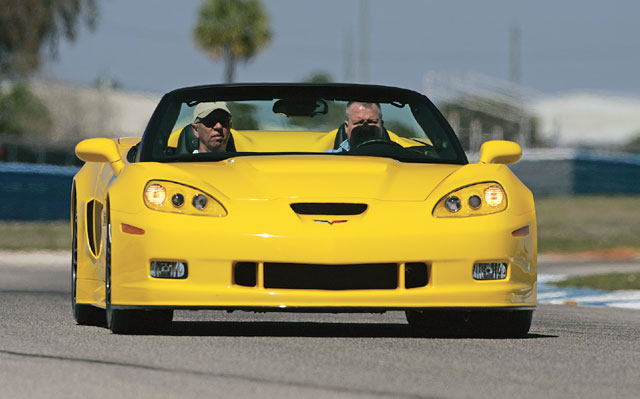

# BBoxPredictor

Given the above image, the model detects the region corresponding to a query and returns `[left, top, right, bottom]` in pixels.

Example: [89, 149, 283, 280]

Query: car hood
[151, 155, 463, 201]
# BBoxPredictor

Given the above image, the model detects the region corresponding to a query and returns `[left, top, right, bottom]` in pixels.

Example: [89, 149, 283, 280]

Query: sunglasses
[197, 114, 231, 128]
[351, 118, 381, 127]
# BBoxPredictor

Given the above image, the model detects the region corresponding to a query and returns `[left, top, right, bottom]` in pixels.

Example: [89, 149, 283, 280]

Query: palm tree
[194, 0, 271, 83]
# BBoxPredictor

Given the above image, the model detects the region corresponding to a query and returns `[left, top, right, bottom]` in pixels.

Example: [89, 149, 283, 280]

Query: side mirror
[75, 138, 125, 175]
[478, 140, 522, 165]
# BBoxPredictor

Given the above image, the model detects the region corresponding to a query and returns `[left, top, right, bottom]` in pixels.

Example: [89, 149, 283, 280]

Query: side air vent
[290, 203, 368, 215]
[85, 200, 103, 257]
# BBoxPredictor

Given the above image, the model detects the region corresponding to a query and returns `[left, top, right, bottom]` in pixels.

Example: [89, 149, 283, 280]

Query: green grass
[0, 221, 70, 250]
[1, 195, 639, 252]
[551, 272, 640, 291]
[536, 195, 640, 253]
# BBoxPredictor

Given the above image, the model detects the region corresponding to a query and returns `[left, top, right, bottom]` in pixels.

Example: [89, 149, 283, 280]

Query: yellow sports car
[72, 84, 536, 336]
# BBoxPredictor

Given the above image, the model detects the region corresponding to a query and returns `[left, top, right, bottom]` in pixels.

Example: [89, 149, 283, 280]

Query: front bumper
[105, 201, 537, 310]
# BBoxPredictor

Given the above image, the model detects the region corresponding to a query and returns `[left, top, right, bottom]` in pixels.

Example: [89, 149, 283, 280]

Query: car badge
[313, 219, 348, 225]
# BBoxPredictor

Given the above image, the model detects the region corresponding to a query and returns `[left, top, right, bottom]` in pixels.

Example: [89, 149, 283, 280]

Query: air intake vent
[290, 203, 367, 215]
[264, 263, 398, 290]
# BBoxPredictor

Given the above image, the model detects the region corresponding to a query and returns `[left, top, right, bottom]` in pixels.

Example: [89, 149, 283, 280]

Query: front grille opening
[290, 203, 368, 215]
[405, 262, 429, 288]
[264, 263, 398, 290]
[234, 262, 257, 287]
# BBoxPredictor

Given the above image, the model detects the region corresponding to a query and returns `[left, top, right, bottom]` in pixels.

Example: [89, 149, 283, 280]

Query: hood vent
[290, 202, 368, 215]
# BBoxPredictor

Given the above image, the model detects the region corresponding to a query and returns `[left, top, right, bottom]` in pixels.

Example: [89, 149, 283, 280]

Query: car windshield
[139, 84, 467, 164]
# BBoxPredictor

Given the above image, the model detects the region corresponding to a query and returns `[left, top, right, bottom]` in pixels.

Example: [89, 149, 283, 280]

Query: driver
[327, 102, 384, 153]
[191, 102, 233, 153]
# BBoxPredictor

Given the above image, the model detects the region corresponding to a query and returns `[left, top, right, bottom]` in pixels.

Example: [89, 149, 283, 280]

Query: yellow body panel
[73, 134, 536, 312]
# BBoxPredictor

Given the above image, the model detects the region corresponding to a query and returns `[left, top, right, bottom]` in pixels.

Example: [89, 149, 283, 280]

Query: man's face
[345, 103, 382, 139]
[192, 110, 231, 152]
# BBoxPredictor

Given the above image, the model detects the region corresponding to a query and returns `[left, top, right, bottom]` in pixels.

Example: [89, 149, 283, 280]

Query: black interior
[333, 124, 347, 149]
[126, 143, 139, 162]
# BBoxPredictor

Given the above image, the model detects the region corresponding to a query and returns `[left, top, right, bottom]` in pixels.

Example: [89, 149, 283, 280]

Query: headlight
[143, 180, 227, 216]
[433, 182, 507, 218]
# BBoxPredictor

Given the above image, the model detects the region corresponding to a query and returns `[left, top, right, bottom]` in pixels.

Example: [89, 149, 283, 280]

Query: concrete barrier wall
[509, 159, 574, 197]
[572, 151, 640, 194]
[0, 163, 79, 221]
[509, 149, 640, 197]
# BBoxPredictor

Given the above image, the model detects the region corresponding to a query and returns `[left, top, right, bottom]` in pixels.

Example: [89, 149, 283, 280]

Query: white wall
[530, 92, 640, 147]
[29, 81, 161, 141]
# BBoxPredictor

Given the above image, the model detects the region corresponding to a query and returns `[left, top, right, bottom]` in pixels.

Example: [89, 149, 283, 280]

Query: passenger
[328, 101, 384, 153]
[191, 102, 233, 153]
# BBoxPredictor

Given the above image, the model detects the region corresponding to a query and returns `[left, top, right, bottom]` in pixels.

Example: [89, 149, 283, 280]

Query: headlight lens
[144, 184, 166, 206]
[468, 195, 482, 209]
[192, 194, 208, 210]
[171, 193, 185, 207]
[444, 196, 462, 212]
[433, 182, 507, 217]
[484, 185, 505, 207]
[143, 180, 227, 216]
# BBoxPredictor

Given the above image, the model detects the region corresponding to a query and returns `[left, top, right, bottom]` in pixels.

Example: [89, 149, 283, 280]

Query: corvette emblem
[313, 219, 348, 225]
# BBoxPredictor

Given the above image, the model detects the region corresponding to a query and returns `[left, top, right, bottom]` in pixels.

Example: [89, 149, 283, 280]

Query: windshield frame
[138, 83, 468, 165]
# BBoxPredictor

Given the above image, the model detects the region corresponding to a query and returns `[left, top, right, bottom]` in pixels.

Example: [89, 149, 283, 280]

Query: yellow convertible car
[72, 84, 536, 336]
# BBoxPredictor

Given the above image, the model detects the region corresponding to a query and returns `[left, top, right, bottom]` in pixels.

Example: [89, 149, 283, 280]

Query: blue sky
[39, 0, 640, 96]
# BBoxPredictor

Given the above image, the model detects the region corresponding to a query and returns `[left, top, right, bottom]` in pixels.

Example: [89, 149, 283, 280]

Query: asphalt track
[1, 253, 639, 399]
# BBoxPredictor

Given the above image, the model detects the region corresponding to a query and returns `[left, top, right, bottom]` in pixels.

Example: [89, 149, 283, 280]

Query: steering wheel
[406, 144, 438, 157]
[351, 139, 404, 151]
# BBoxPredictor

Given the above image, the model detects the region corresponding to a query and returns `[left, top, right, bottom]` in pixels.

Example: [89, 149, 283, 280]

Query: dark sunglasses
[197, 115, 231, 128]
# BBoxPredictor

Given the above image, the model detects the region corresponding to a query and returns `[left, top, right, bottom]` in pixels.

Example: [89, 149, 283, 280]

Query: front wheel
[470, 310, 533, 338]
[105, 206, 173, 334]
[406, 310, 469, 337]
[72, 202, 105, 326]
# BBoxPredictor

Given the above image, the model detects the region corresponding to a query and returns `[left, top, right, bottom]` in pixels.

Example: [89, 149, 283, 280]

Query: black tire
[406, 310, 470, 337]
[72, 200, 105, 326]
[469, 310, 533, 338]
[406, 309, 533, 338]
[105, 206, 173, 334]
[104, 208, 135, 334]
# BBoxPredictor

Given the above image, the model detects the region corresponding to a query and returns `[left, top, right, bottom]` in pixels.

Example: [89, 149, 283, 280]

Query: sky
[39, 0, 640, 97]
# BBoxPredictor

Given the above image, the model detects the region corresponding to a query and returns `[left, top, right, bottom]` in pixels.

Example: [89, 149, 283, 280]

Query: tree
[302, 70, 333, 84]
[625, 132, 640, 153]
[0, 84, 51, 136]
[0, 0, 98, 78]
[194, 0, 271, 83]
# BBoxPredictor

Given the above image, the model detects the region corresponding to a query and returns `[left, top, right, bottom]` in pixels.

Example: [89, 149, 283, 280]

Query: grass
[551, 272, 640, 291]
[0, 221, 70, 251]
[536, 195, 640, 253]
[1, 195, 639, 252]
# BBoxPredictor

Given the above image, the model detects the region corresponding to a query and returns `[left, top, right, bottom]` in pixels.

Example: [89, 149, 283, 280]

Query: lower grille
[234, 262, 257, 287]
[405, 262, 429, 289]
[264, 262, 398, 290]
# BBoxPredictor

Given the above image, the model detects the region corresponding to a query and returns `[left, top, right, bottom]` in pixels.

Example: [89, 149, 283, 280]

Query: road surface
[1, 253, 639, 398]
